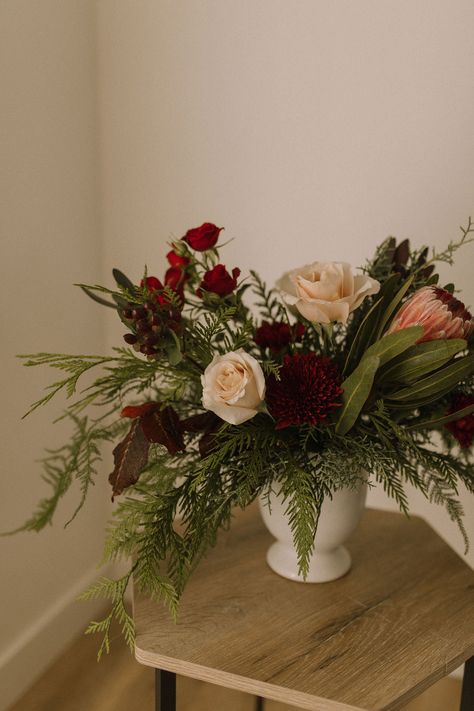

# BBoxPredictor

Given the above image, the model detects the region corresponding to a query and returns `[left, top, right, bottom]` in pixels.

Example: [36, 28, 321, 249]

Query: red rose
[199, 264, 240, 297]
[167, 250, 190, 268]
[183, 222, 223, 251]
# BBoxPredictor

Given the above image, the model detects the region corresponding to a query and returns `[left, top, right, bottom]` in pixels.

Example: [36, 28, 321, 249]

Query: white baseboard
[0, 565, 110, 711]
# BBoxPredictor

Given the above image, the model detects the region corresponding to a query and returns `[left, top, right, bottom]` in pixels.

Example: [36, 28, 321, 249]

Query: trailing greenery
[12, 218, 474, 658]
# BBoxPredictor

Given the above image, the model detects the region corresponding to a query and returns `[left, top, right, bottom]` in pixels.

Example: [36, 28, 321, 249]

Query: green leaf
[344, 273, 401, 374]
[336, 355, 380, 435]
[382, 339, 467, 385]
[80, 286, 117, 308]
[408, 403, 474, 431]
[165, 329, 182, 366]
[387, 354, 474, 403]
[361, 326, 423, 368]
[376, 274, 414, 337]
[112, 268, 136, 294]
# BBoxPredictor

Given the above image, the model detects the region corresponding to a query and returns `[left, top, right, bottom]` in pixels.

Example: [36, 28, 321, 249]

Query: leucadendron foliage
[11, 218, 474, 658]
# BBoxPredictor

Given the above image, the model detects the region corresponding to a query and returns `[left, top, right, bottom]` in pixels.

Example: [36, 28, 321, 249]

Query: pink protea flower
[387, 286, 474, 343]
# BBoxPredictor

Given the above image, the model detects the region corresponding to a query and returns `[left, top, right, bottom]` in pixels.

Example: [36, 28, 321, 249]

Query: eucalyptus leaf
[387, 354, 474, 403]
[336, 355, 380, 435]
[382, 339, 467, 385]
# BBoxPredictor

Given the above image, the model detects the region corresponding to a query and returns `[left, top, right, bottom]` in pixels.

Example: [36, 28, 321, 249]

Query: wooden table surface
[134, 505, 474, 711]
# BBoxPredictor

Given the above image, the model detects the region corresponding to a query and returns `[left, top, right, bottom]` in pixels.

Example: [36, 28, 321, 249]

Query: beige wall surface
[1, 1, 474, 706]
[0, 2, 107, 709]
[97, 0, 474, 560]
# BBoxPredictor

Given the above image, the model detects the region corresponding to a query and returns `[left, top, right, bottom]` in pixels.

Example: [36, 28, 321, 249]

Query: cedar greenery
[12, 219, 474, 658]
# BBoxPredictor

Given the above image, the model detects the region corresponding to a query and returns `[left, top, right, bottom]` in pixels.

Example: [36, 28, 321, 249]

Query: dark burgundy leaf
[109, 420, 150, 499]
[393, 239, 410, 268]
[140, 406, 185, 455]
[181, 411, 219, 433]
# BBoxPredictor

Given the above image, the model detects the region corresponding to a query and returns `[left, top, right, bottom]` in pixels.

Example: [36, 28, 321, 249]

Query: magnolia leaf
[141, 406, 185, 455]
[382, 339, 467, 385]
[361, 326, 423, 368]
[387, 354, 474, 404]
[109, 420, 150, 498]
[336, 355, 380, 435]
[408, 403, 474, 431]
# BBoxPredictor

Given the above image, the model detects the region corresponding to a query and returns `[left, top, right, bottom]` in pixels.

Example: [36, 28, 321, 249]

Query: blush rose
[201, 350, 266, 425]
[278, 261, 380, 324]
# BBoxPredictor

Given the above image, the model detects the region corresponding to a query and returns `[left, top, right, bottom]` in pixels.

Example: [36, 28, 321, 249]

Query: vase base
[266, 541, 352, 583]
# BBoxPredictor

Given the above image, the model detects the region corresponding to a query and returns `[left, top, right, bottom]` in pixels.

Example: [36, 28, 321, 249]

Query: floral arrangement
[15, 219, 474, 656]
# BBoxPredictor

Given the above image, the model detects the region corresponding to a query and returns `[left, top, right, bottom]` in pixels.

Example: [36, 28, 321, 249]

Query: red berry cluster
[121, 278, 182, 357]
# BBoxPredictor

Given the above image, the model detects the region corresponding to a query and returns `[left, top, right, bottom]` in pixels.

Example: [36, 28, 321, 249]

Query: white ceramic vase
[258, 482, 367, 583]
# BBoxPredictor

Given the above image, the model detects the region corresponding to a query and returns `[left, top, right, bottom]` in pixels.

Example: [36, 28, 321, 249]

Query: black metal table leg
[155, 669, 176, 711]
[461, 657, 474, 711]
[255, 696, 264, 711]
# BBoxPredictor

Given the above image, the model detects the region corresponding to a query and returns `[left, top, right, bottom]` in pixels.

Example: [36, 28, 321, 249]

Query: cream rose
[278, 261, 380, 324]
[201, 350, 266, 425]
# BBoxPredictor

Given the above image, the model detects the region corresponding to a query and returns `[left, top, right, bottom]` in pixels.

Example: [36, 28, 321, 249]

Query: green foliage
[15, 218, 474, 658]
[337, 355, 380, 435]
[382, 339, 467, 386]
[386, 354, 474, 405]
[80, 573, 135, 659]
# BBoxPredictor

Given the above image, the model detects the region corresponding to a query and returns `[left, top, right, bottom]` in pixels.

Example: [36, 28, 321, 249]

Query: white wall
[97, 0, 474, 560]
[0, 2, 107, 708]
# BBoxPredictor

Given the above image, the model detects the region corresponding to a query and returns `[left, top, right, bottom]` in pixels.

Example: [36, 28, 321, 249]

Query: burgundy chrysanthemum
[266, 353, 343, 429]
[445, 395, 474, 449]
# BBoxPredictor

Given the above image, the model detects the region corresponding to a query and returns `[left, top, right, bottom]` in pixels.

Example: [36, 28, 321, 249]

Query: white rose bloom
[201, 350, 266, 425]
[278, 261, 380, 324]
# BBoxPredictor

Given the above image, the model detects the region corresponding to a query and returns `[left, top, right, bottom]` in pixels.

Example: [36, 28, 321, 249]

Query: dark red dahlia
[255, 321, 305, 353]
[445, 395, 474, 449]
[266, 353, 342, 429]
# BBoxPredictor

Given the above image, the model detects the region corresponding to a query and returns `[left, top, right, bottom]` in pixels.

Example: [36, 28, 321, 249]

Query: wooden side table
[133, 505, 474, 711]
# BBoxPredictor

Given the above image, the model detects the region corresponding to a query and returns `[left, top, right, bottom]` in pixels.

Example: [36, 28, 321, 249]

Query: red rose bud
[141, 276, 163, 291]
[165, 266, 186, 291]
[166, 249, 190, 268]
[183, 222, 223, 251]
[445, 395, 474, 449]
[199, 264, 240, 297]
[387, 286, 474, 343]
[255, 321, 305, 352]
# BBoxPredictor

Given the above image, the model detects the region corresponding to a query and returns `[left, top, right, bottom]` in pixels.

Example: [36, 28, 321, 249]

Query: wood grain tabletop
[133, 505, 474, 711]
